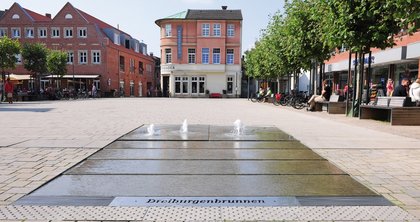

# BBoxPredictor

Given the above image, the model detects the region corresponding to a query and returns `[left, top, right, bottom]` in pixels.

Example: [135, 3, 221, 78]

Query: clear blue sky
[2, 0, 284, 56]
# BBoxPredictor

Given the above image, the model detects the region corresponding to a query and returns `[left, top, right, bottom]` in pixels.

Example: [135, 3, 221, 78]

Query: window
[12, 14, 20, 20]
[192, 77, 198, 94]
[175, 76, 189, 94]
[92, 50, 101, 64]
[182, 76, 189, 94]
[119, 56, 125, 71]
[64, 27, 73, 38]
[165, 48, 172, 64]
[15, 54, 22, 64]
[146, 64, 152, 73]
[199, 77, 205, 94]
[202, 24, 210, 36]
[77, 27, 87, 38]
[0, 28, 7, 37]
[114, 33, 120, 45]
[129, 58, 135, 72]
[78, 50, 87, 64]
[175, 77, 181, 94]
[213, 23, 221, 36]
[227, 24, 235, 37]
[213, 48, 220, 64]
[202, 48, 209, 64]
[188, 48, 196, 64]
[165, 24, 172, 37]
[67, 51, 74, 64]
[227, 76, 234, 94]
[38, 28, 47, 38]
[65, 14, 73, 19]
[51, 27, 60, 38]
[191, 76, 206, 94]
[25, 28, 34, 38]
[227, 49, 234, 64]
[138, 61, 144, 74]
[11, 28, 20, 38]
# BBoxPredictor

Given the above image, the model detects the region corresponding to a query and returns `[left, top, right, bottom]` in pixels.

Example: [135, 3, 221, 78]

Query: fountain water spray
[180, 119, 188, 133]
[233, 119, 244, 136]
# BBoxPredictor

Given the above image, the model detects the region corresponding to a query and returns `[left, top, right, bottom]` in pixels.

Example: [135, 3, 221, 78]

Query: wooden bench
[360, 97, 420, 125]
[314, 95, 346, 114]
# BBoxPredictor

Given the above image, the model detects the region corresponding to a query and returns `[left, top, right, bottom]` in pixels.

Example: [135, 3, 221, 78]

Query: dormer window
[65, 14, 73, 19]
[12, 14, 20, 19]
[114, 33, 120, 45]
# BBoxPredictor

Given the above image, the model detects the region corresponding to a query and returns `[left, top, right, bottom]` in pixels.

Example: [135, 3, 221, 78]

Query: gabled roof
[155, 8, 242, 25]
[1, 3, 51, 23]
[23, 8, 52, 22]
[73, 5, 131, 37]
[186, 9, 242, 20]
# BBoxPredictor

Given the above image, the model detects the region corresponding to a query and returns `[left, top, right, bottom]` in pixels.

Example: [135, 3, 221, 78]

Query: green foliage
[0, 36, 21, 74]
[324, 0, 419, 52]
[47, 50, 67, 78]
[244, 0, 419, 80]
[21, 42, 48, 76]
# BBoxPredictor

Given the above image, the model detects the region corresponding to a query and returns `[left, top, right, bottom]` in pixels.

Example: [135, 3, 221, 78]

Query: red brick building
[0, 2, 156, 97]
[155, 7, 243, 97]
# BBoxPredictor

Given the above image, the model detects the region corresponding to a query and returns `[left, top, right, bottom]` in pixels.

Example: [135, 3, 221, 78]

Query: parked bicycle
[251, 93, 265, 103]
[280, 91, 310, 109]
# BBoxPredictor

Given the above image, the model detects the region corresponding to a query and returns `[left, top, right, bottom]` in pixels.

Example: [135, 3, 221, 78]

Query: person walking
[4, 77, 14, 104]
[92, 83, 97, 98]
[386, 78, 394, 96]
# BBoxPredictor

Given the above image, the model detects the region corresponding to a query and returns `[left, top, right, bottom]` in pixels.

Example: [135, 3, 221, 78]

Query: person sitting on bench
[307, 80, 331, 111]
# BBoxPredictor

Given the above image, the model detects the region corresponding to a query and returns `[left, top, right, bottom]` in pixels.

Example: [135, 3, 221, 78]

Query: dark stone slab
[296, 196, 392, 206]
[120, 124, 209, 141]
[66, 160, 345, 175]
[13, 196, 113, 206]
[209, 126, 294, 141]
[30, 175, 377, 197]
[89, 149, 323, 160]
[105, 141, 309, 149]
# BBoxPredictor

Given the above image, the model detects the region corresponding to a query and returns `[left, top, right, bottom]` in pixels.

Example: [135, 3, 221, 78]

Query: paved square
[0, 98, 419, 221]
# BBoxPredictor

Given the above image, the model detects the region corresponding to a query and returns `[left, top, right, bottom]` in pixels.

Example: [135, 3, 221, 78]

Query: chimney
[222, 6, 227, 10]
[150, 52, 154, 57]
[45, 13, 51, 18]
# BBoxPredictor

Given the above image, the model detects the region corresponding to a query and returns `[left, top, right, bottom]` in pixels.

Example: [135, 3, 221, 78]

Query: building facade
[155, 7, 242, 97]
[0, 2, 156, 97]
[323, 31, 420, 95]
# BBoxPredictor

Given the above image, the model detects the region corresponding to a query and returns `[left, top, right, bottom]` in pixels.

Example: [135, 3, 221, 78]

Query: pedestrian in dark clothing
[392, 78, 409, 97]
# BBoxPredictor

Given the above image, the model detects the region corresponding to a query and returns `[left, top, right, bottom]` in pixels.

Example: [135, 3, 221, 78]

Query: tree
[0, 37, 21, 101]
[47, 50, 68, 89]
[22, 42, 48, 94]
[321, 0, 420, 116]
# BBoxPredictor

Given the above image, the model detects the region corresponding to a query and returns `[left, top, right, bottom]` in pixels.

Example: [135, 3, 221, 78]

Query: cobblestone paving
[0, 98, 419, 221]
[0, 148, 97, 205]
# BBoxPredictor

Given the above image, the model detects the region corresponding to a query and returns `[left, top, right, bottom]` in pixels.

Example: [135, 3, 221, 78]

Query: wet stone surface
[16, 124, 390, 207]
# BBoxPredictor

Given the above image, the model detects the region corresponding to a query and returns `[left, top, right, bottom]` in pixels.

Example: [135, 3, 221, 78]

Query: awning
[8, 74, 31, 80]
[44, 75, 100, 79]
